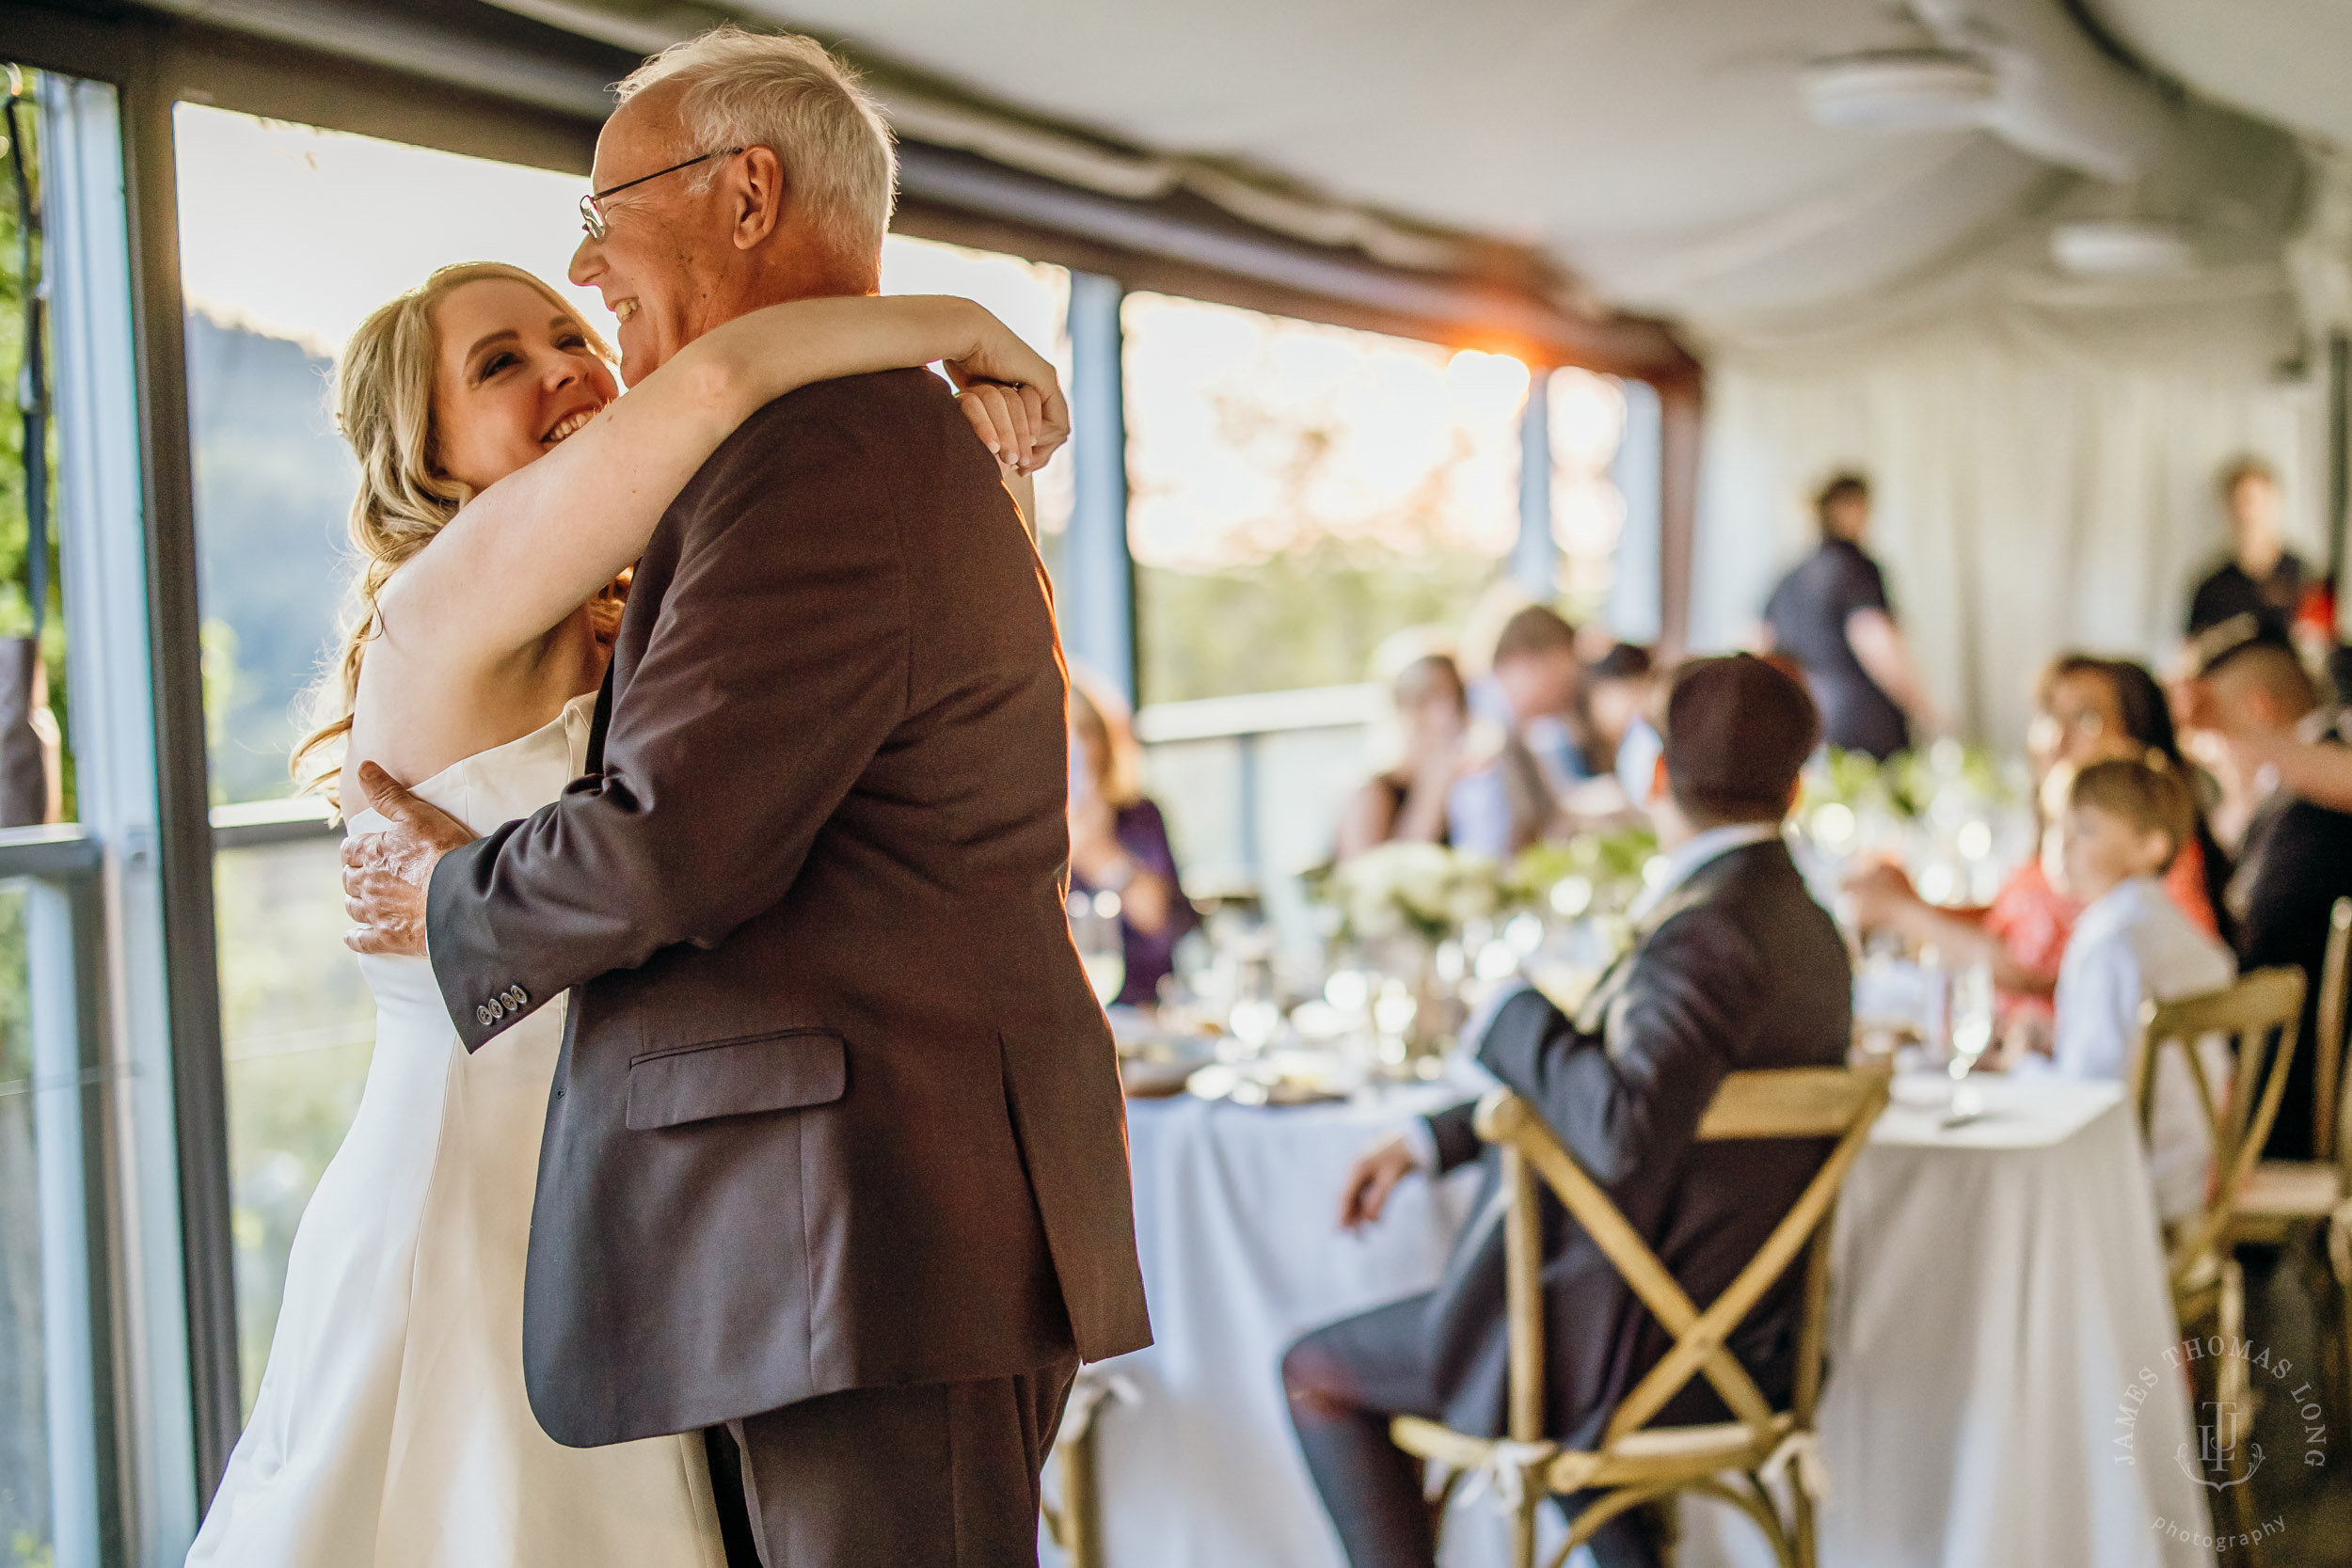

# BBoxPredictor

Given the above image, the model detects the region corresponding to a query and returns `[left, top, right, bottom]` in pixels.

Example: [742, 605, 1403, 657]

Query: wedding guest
[2189, 626, 2352, 1159]
[1582, 641, 1655, 778]
[2008, 757, 2233, 1220]
[1067, 670, 1197, 1008]
[2176, 614, 2352, 831]
[1846, 654, 2223, 1030]
[2186, 457, 2308, 640]
[1288, 656, 1847, 1568]
[1758, 471, 1937, 759]
[1451, 605, 1595, 857]
[1337, 651, 1470, 862]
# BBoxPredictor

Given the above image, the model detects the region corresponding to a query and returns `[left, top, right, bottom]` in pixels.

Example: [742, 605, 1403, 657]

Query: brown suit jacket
[424, 367, 1152, 1448]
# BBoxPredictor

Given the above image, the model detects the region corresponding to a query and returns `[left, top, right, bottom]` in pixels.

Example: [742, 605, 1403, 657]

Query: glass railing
[211, 834, 373, 1418]
[0, 882, 48, 1567]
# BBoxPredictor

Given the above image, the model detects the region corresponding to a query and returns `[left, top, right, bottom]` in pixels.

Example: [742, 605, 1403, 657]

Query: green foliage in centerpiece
[1312, 842, 1501, 945]
[1505, 823, 1660, 923]
[1800, 740, 2017, 822]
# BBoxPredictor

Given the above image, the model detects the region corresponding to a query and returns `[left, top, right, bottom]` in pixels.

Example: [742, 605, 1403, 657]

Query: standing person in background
[1758, 472, 1937, 760]
[2186, 457, 2307, 640]
[1451, 605, 1595, 858]
[1337, 650, 1470, 862]
[1068, 668, 1198, 1008]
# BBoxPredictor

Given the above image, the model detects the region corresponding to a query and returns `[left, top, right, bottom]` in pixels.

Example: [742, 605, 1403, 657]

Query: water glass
[1070, 889, 1126, 1006]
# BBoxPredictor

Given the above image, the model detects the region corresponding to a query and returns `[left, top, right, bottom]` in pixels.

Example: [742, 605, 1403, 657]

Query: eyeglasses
[578, 146, 747, 241]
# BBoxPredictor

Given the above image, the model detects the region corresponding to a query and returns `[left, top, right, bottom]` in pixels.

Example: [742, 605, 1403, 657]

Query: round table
[1046, 1071, 2217, 1568]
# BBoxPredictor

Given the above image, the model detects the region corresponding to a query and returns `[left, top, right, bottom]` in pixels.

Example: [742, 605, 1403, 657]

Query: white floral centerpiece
[1320, 842, 1501, 946]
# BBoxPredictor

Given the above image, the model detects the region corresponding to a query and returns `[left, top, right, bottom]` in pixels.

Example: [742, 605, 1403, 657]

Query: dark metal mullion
[114, 52, 239, 1501]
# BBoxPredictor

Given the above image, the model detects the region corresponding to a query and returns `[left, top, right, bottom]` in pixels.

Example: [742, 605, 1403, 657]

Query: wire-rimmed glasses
[578, 146, 747, 241]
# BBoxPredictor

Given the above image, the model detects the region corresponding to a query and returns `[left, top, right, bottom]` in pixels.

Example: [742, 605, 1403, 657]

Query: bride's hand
[955, 382, 1053, 476]
[942, 310, 1068, 473]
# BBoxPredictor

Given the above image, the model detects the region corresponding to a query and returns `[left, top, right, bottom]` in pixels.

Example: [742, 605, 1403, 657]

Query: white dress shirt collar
[1628, 821, 1784, 924]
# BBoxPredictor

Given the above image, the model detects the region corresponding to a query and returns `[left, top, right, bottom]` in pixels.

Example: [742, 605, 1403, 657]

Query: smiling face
[427, 277, 618, 494]
[567, 90, 720, 385]
[2027, 666, 2131, 783]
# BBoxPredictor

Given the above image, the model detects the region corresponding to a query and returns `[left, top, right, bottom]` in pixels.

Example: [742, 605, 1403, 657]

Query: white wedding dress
[188, 693, 725, 1568]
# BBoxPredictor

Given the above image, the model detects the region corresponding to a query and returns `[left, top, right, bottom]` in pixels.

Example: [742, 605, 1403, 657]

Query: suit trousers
[1281, 1295, 1659, 1568]
[708, 1355, 1078, 1568]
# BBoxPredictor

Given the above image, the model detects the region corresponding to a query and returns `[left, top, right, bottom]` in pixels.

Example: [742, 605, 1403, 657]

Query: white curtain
[1688, 291, 2330, 750]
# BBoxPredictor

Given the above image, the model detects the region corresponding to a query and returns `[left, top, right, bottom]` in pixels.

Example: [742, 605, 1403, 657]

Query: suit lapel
[586, 659, 616, 773]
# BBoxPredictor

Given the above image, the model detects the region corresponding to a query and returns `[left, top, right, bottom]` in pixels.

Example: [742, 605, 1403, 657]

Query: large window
[174, 103, 1079, 1408]
[175, 103, 601, 1412]
[1122, 292, 1529, 705]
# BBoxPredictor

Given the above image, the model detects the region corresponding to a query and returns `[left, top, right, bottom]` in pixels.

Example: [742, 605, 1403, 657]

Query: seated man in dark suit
[1282, 655, 1851, 1568]
[2194, 625, 2352, 1160]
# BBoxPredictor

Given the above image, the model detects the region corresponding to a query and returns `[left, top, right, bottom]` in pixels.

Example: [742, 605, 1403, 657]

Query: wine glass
[1070, 889, 1126, 1006]
[1947, 960, 1994, 1121]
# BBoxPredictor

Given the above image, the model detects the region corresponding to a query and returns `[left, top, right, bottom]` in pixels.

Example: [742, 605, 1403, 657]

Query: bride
[187, 261, 1064, 1567]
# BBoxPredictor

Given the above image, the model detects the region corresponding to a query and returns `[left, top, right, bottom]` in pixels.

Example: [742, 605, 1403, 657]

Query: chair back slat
[2317, 896, 2351, 1167]
[2134, 967, 2306, 1291]
[1696, 1066, 1883, 1141]
[1500, 1142, 1546, 1444]
[1474, 1068, 1888, 1458]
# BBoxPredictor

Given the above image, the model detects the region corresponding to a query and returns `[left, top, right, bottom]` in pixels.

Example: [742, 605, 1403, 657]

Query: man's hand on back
[342, 761, 478, 958]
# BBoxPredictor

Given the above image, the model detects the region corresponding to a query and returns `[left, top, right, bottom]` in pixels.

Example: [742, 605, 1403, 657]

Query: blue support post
[1607, 378, 1664, 644]
[1062, 272, 1137, 705]
[1512, 370, 1555, 602]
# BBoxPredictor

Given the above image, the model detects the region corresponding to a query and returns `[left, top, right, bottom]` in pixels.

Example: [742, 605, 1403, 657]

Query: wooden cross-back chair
[2219, 903, 2352, 1387]
[1391, 1069, 1890, 1568]
[2130, 966, 2307, 1409]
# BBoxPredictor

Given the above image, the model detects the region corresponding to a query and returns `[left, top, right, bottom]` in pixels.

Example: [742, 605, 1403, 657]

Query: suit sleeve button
[476, 1006, 494, 1026]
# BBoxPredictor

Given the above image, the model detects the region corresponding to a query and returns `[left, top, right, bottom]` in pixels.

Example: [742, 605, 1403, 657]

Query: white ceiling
[2091, 0, 2352, 150]
[481, 0, 2325, 350]
[740, 0, 2080, 330]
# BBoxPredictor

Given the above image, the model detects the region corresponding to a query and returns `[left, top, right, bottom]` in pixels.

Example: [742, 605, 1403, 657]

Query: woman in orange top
[1846, 655, 2226, 1027]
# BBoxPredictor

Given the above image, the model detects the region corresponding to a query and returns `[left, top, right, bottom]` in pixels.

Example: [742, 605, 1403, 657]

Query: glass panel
[0, 71, 72, 827]
[879, 233, 1073, 579]
[1548, 367, 1629, 622]
[175, 109, 1074, 1415]
[174, 103, 601, 807]
[1122, 292, 1527, 705]
[214, 840, 373, 1418]
[0, 882, 47, 1563]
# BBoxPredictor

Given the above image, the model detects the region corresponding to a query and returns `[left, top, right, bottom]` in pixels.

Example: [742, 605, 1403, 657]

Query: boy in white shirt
[2018, 756, 2234, 1220]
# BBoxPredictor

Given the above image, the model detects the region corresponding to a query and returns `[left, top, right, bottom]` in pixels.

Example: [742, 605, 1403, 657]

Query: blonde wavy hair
[290, 261, 614, 807]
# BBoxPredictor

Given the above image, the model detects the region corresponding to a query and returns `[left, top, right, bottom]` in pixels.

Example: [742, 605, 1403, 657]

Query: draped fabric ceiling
[496, 0, 2348, 741]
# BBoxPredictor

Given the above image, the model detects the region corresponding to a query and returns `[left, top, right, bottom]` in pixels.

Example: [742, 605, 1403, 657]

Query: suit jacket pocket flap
[625, 1029, 846, 1132]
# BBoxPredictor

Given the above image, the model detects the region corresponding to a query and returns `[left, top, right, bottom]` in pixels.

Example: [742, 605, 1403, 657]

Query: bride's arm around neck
[373, 292, 1061, 689]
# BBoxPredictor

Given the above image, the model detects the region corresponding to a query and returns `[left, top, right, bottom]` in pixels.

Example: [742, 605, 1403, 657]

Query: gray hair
[616, 25, 897, 279]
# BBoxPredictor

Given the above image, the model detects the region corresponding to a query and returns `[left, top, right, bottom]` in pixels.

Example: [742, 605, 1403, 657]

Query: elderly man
[342, 27, 1148, 1567]
[1285, 656, 1851, 1568]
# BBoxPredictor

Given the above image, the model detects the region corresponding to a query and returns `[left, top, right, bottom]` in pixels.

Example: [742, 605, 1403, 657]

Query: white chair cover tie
[1451, 1438, 1558, 1514]
[1759, 1428, 1833, 1503]
[1055, 1370, 1141, 1451]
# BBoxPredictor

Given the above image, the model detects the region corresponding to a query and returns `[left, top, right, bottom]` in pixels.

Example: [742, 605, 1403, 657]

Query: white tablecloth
[1047, 1072, 2219, 1568]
